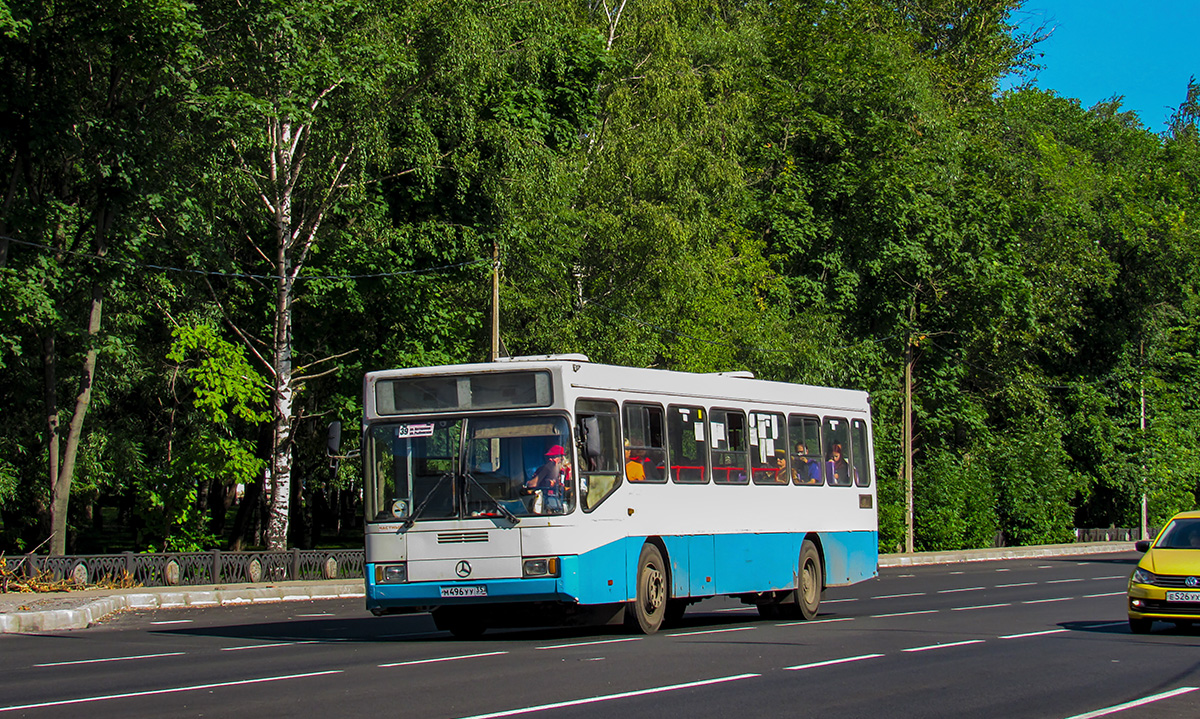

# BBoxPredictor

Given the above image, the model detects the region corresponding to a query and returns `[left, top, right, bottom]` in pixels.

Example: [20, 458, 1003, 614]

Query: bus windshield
[365, 414, 575, 523]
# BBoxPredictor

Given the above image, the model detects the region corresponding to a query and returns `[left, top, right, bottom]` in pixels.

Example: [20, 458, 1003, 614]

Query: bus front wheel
[432, 607, 487, 639]
[627, 543, 667, 634]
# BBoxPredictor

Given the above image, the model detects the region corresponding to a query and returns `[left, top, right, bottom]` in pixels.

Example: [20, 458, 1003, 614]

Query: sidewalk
[0, 579, 364, 633]
[878, 540, 1134, 567]
[0, 541, 1135, 634]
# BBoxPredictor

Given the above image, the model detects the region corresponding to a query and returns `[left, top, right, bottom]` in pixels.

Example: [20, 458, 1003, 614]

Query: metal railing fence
[2, 549, 365, 588]
[1075, 527, 1156, 543]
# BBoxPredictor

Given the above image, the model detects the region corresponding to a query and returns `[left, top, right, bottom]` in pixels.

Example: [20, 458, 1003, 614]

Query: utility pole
[490, 237, 500, 362]
[904, 333, 915, 554]
[489, 237, 499, 360]
[1141, 339, 1148, 540]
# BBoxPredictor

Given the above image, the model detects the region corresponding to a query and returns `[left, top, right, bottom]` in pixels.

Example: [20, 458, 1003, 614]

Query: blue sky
[1010, 0, 1200, 134]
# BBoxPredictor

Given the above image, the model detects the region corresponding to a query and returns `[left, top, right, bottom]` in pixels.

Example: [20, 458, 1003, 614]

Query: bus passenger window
[711, 409, 749, 485]
[823, 416, 852, 486]
[577, 399, 622, 511]
[623, 403, 668, 483]
[851, 419, 872, 487]
[667, 405, 708, 483]
[789, 414, 824, 485]
[750, 411, 788, 485]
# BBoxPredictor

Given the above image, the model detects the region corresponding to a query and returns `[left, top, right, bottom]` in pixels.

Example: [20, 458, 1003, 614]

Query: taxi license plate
[1166, 591, 1200, 602]
[440, 585, 487, 598]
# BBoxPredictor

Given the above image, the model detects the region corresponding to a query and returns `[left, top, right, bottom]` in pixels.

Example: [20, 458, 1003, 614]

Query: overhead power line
[1, 236, 489, 281]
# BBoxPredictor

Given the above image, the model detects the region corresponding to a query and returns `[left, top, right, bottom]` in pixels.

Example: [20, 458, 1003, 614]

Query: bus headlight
[375, 563, 408, 584]
[522, 557, 560, 578]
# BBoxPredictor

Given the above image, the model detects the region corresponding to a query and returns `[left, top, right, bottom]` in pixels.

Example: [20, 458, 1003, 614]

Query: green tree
[0, 0, 203, 554]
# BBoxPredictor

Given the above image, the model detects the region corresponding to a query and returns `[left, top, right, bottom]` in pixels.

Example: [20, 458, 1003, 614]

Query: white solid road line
[35, 652, 186, 667]
[537, 637, 643, 650]
[667, 626, 756, 637]
[786, 654, 885, 671]
[952, 603, 1011, 612]
[870, 610, 938, 618]
[1063, 686, 1199, 719]
[1000, 629, 1070, 639]
[454, 674, 762, 719]
[380, 651, 508, 668]
[0, 671, 344, 713]
[902, 640, 986, 653]
[221, 640, 320, 651]
[776, 617, 854, 626]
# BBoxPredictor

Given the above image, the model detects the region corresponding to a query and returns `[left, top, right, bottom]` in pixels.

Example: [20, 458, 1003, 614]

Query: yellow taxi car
[1128, 509, 1200, 633]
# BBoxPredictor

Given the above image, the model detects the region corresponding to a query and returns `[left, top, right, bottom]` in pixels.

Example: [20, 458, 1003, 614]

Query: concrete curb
[0, 582, 364, 633]
[878, 541, 1134, 567]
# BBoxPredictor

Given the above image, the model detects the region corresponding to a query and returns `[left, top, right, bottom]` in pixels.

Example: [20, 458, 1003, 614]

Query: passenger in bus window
[526, 445, 567, 513]
[773, 449, 792, 483]
[794, 443, 822, 484]
[825, 443, 849, 485]
[625, 439, 646, 482]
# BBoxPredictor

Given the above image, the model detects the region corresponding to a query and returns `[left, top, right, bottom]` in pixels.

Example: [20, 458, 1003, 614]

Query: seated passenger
[794, 443, 822, 484]
[825, 443, 849, 485]
[772, 449, 791, 483]
[625, 439, 646, 482]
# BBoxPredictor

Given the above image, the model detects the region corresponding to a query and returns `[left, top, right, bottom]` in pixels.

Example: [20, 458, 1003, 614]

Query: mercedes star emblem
[455, 560, 472, 578]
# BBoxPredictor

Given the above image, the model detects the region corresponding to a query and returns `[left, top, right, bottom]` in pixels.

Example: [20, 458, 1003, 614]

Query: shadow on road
[154, 606, 762, 644]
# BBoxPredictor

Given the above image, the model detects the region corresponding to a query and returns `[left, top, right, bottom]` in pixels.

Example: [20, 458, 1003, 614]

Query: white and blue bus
[363, 355, 877, 636]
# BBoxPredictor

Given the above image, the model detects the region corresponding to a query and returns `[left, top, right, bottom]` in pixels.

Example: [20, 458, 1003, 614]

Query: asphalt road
[2, 551, 1197, 719]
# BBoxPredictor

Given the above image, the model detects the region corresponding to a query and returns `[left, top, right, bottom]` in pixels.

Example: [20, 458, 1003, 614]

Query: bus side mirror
[327, 421, 342, 456]
[1135, 540, 1150, 553]
[327, 421, 342, 478]
[578, 416, 602, 471]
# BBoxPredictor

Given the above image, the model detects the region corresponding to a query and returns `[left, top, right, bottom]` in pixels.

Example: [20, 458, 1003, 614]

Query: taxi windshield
[1155, 518, 1200, 549]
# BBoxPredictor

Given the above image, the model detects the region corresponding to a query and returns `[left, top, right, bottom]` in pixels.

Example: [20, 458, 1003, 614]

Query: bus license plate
[1166, 591, 1200, 603]
[440, 585, 487, 598]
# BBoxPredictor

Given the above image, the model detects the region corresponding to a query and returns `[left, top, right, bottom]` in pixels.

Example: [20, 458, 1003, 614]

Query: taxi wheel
[1129, 617, 1153, 634]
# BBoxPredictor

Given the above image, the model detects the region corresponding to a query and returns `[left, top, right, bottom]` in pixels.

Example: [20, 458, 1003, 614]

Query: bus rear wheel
[627, 543, 667, 634]
[796, 540, 823, 620]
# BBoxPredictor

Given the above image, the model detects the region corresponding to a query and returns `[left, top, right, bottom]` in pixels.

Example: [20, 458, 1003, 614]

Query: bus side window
[851, 419, 872, 487]
[711, 408, 749, 485]
[750, 411, 788, 485]
[623, 403, 668, 483]
[822, 416, 852, 486]
[577, 399, 622, 511]
[789, 414, 824, 486]
[668, 405, 708, 483]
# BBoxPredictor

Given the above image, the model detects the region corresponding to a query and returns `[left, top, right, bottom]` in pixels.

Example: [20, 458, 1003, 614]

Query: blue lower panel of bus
[367, 575, 571, 610]
[366, 530, 877, 610]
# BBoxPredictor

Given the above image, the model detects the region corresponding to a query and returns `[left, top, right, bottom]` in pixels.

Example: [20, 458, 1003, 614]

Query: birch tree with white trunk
[203, 0, 393, 550]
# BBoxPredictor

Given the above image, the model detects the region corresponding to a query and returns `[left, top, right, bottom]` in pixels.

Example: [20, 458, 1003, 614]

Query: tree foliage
[2, 0, 1199, 554]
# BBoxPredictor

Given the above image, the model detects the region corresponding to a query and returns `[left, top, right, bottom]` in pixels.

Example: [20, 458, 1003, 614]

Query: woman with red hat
[526, 444, 568, 513]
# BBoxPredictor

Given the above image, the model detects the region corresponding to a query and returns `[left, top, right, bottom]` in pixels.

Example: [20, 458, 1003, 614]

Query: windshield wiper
[463, 472, 521, 525]
[401, 471, 453, 530]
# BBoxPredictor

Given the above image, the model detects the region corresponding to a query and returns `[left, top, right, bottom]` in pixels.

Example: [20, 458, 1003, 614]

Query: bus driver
[526, 445, 568, 513]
